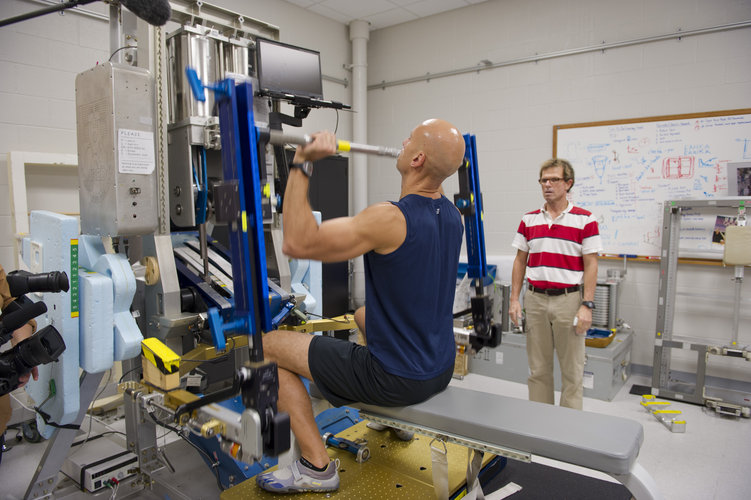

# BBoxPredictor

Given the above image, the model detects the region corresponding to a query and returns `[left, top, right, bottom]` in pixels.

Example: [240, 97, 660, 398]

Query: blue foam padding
[22, 211, 80, 439]
[78, 234, 106, 271]
[289, 211, 322, 317]
[94, 254, 141, 359]
[79, 269, 114, 372]
[79, 235, 142, 360]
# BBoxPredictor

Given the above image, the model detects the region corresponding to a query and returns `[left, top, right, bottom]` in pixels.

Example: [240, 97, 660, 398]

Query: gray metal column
[652, 201, 680, 391]
[25, 371, 104, 499]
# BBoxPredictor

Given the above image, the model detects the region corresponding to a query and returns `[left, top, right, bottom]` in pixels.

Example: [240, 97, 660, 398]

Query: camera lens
[28, 271, 70, 294]
[7, 270, 69, 296]
[17, 326, 66, 368]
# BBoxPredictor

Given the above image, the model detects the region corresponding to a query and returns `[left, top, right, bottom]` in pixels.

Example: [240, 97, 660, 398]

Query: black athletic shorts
[308, 335, 454, 408]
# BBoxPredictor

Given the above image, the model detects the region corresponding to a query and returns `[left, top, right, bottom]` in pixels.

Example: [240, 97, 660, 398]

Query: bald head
[402, 119, 465, 183]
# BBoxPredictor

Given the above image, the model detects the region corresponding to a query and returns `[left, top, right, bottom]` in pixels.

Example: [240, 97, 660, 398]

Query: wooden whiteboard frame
[553, 108, 751, 158]
[553, 108, 751, 264]
[7, 151, 79, 268]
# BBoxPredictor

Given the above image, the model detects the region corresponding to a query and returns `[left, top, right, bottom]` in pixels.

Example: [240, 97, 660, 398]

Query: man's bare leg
[276, 367, 330, 467]
[354, 306, 366, 345]
[263, 330, 329, 468]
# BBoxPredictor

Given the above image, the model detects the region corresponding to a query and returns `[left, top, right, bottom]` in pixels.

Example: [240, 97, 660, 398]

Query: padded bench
[350, 386, 662, 500]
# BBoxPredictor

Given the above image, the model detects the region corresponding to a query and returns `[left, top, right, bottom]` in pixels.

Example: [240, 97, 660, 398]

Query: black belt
[528, 284, 580, 296]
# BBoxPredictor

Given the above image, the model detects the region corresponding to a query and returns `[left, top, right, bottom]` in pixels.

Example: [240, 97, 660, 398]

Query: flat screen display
[256, 38, 323, 99]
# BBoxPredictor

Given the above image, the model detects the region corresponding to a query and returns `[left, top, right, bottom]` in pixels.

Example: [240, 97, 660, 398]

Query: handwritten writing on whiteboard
[555, 111, 751, 256]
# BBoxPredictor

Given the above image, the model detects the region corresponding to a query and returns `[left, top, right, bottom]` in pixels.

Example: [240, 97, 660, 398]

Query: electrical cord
[108, 45, 136, 62]
[302, 311, 353, 324]
[70, 369, 113, 456]
[204, 336, 236, 364]
[28, 369, 113, 431]
[91, 430, 127, 438]
[146, 408, 226, 491]
[106, 479, 119, 499]
[118, 366, 141, 384]
[9, 392, 35, 413]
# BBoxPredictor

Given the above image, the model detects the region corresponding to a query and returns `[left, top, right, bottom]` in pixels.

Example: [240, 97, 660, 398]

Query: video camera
[0, 270, 69, 396]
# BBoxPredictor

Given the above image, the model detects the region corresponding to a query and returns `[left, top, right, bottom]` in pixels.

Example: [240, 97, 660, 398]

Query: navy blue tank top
[364, 194, 463, 379]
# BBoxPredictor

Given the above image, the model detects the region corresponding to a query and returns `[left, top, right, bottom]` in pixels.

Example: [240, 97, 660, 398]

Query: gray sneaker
[392, 428, 414, 441]
[366, 421, 387, 431]
[256, 458, 340, 493]
[367, 421, 413, 441]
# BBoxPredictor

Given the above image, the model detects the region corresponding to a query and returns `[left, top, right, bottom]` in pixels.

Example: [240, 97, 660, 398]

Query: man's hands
[17, 367, 39, 388]
[292, 131, 337, 164]
[574, 305, 592, 336]
[510, 299, 591, 335]
[509, 300, 523, 328]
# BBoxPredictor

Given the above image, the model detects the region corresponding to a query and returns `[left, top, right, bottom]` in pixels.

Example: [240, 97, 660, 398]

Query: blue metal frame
[462, 134, 489, 283]
[209, 79, 272, 359]
[184, 68, 299, 355]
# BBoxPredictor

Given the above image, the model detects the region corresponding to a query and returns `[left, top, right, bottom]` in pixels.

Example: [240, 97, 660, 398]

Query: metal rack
[652, 198, 751, 418]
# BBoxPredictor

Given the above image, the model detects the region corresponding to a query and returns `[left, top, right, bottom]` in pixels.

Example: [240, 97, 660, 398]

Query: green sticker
[70, 240, 79, 318]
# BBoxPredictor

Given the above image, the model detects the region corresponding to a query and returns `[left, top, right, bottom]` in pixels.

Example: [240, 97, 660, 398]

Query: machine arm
[258, 127, 402, 158]
[153, 359, 289, 462]
[454, 135, 501, 351]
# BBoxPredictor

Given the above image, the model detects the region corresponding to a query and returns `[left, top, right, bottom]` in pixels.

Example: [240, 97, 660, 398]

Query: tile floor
[1, 373, 749, 499]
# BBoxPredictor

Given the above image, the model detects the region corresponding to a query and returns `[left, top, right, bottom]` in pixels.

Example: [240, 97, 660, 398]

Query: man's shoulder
[367, 201, 403, 218]
[568, 205, 593, 217]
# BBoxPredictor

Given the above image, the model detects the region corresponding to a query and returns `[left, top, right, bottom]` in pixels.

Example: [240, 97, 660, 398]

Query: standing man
[256, 119, 466, 493]
[0, 264, 38, 465]
[508, 159, 601, 410]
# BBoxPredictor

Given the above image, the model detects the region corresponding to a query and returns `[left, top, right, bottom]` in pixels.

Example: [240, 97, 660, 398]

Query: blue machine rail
[211, 78, 272, 359]
[454, 135, 500, 350]
[455, 134, 489, 282]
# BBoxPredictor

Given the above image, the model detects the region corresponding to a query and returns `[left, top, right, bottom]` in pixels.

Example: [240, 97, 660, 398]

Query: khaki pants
[0, 393, 11, 436]
[525, 290, 585, 409]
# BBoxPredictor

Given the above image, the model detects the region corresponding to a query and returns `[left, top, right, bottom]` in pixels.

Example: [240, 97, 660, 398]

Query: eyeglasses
[538, 177, 565, 185]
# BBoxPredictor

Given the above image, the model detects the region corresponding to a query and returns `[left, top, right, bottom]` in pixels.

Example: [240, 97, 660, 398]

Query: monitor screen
[256, 38, 323, 100]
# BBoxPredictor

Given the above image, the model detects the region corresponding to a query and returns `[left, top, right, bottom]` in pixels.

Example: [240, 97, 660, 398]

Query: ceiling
[283, 0, 489, 31]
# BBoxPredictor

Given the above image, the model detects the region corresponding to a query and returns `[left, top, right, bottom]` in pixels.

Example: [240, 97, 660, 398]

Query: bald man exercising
[257, 119, 466, 493]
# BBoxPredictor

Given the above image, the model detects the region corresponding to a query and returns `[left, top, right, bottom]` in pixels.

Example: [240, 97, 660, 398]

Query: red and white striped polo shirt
[511, 202, 602, 289]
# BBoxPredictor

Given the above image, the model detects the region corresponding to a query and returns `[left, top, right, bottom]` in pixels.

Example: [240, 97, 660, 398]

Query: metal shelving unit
[652, 198, 751, 417]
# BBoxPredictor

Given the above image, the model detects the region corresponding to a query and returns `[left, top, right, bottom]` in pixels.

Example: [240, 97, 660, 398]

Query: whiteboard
[554, 109, 751, 257]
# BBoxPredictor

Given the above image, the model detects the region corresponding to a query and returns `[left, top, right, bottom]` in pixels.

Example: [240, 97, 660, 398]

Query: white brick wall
[0, 1, 109, 270]
[366, 0, 751, 377]
[0, 0, 350, 271]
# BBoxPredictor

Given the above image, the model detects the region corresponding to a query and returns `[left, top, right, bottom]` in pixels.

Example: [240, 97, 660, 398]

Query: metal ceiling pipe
[368, 20, 751, 90]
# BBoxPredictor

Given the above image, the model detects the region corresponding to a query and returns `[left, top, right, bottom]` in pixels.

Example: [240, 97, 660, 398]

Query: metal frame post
[25, 371, 104, 500]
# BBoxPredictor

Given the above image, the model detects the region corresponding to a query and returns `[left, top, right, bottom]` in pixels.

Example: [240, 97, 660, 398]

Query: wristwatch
[289, 161, 313, 178]
[581, 301, 596, 310]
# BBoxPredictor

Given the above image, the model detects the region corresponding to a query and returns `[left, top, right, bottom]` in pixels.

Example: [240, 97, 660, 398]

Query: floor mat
[629, 384, 653, 396]
[483, 458, 632, 500]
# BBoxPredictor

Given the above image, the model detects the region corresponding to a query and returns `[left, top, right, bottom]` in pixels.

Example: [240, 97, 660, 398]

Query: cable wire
[71, 369, 112, 456]
[118, 366, 141, 384]
[302, 311, 353, 324]
[146, 409, 226, 491]
[108, 45, 136, 62]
